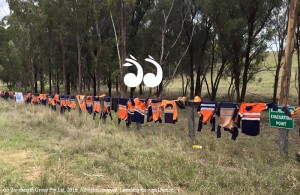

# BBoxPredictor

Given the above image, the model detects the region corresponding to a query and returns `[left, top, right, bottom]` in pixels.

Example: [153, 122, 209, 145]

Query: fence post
[187, 100, 198, 143]
[100, 97, 106, 124]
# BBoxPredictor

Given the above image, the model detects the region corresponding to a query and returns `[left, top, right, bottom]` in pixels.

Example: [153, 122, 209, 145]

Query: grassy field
[166, 51, 300, 104]
[0, 99, 299, 194]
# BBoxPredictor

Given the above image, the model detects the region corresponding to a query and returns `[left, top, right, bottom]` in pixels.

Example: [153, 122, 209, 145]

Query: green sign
[269, 106, 295, 129]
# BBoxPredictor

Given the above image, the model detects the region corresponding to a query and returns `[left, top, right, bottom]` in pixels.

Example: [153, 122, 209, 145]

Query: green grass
[0, 99, 299, 194]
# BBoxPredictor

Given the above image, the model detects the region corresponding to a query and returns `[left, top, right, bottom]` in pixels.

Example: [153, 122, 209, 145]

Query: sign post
[269, 106, 295, 129]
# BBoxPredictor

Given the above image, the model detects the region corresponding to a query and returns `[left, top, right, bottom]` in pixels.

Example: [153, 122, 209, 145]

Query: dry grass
[0, 99, 299, 194]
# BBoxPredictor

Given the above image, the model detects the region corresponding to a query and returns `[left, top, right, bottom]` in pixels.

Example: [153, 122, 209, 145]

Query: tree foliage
[0, 0, 283, 100]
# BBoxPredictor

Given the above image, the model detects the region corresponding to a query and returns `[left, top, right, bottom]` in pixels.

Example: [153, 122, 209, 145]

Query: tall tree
[278, 0, 298, 157]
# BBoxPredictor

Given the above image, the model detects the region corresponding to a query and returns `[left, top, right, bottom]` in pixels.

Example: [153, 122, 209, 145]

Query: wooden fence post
[100, 97, 106, 124]
[187, 100, 198, 143]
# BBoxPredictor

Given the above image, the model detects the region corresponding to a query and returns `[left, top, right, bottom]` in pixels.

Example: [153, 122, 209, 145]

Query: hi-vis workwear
[216, 102, 239, 140]
[86, 96, 93, 115]
[31, 93, 40, 105]
[118, 98, 128, 124]
[197, 101, 217, 132]
[93, 96, 101, 113]
[237, 102, 267, 136]
[53, 93, 59, 105]
[70, 96, 76, 110]
[161, 100, 178, 124]
[25, 93, 31, 104]
[60, 94, 66, 113]
[127, 99, 135, 126]
[146, 99, 162, 123]
[65, 95, 71, 112]
[39, 94, 47, 106]
[101, 96, 112, 120]
[133, 98, 146, 124]
[93, 96, 100, 120]
[76, 95, 86, 111]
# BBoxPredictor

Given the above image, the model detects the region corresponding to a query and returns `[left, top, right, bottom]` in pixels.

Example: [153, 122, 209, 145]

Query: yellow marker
[192, 145, 203, 149]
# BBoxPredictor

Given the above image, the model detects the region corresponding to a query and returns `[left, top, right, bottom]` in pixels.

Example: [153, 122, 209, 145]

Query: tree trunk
[273, 62, 281, 103]
[194, 66, 201, 96]
[66, 73, 70, 94]
[157, 82, 163, 97]
[30, 58, 35, 93]
[93, 76, 97, 96]
[241, 15, 255, 102]
[234, 71, 240, 102]
[76, 32, 82, 94]
[108, 77, 112, 97]
[60, 34, 67, 95]
[40, 69, 44, 94]
[48, 59, 52, 94]
[116, 78, 119, 92]
[210, 37, 215, 100]
[130, 87, 135, 98]
[184, 78, 189, 96]
[278, 0, 298, 158]
[189, 46, 194, 99]
[119, 0, 127, 97]
[87, 79, 91, 92]
[297, 25, 300, 106]
[181, 73, 185, 96]
[56, 70, 60, 94]
[139, 84, 143, 95]
[34, 66, 38, 93]
[96, 77, 100, 95]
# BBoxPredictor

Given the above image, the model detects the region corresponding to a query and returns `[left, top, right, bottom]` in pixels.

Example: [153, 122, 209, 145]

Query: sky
[0, 0, 9, 20]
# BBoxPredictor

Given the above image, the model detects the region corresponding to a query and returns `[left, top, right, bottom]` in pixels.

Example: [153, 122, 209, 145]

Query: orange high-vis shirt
[70, 96, 76, 109]
[150, 100, 162, 122]
[53, 93, 59, 104]
[118, 98, 128, 121]
[76, 95, 86, 111]
[93, 96, 101, 113]
[161, 100, 178, 123]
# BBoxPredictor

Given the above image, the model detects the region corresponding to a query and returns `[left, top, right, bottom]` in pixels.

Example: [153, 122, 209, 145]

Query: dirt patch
[0, 150, 44, 181]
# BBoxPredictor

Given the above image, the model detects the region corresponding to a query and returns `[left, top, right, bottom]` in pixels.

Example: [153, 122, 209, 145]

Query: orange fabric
[48, 97, 52, 105]
[237, 102, 267, 120]
[76, 95, 86, 111]
[70, 101, 76, 109]
[65, 99, 71, 107]
[53, 93, 59, 104]
[25, 93, 31, 101]
[9, 92, 14, 98]
[48, 96, 54, 106]
[60, 98, 66, 107]
[39, 94, 47, 101]
[146, 99, 153, 121]
[151, 101, 162, 122]
[161, 100, 178, 121]
[118, 101, 128, 120]
[93, 97, 101, 113]
[218, 109, 235, 129]
[134, 98, 146, 115]
[291, 107, 300, 120]
[127, 100, 135, 114]
[31, 94, 40, 104]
